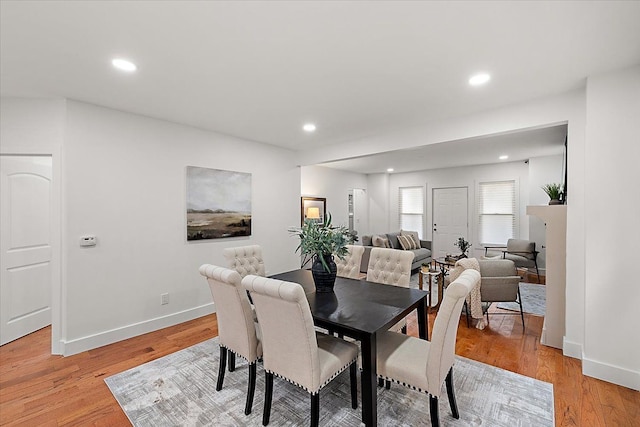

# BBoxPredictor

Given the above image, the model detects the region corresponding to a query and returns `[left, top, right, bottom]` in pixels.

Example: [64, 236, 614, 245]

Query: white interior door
[0, 155, 52, 345]
[432, 187, 468, 259]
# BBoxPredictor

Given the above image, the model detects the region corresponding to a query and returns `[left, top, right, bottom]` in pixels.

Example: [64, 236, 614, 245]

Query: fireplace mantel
[527, 205, 567, 349]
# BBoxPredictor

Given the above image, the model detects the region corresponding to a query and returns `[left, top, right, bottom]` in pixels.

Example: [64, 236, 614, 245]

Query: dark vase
[311, 254, 337, 293]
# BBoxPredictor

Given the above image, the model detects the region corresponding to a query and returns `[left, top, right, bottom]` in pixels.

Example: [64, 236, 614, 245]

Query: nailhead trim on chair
[219, 344, 260, 364]
[265, 357, 357, 395]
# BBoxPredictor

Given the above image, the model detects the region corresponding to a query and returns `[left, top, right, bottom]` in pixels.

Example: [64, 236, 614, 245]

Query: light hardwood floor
[1, 304, 638, 426]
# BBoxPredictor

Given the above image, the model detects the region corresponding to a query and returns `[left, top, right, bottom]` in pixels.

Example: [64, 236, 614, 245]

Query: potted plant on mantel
[291, 213, 355, 292]
[542, 183, 563, 205]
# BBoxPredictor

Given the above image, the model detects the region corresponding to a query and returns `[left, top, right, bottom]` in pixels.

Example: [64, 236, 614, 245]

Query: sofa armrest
[419, 240, 432, 250]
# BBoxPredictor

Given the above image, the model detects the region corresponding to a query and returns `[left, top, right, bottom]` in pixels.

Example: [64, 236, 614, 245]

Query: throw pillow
[397, 234, 417, 250]
[401, 230, 421, 249]
[372, 235, 391, 248]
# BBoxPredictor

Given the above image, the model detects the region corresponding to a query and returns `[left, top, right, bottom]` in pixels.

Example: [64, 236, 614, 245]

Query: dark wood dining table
[269, 269, 430, 427]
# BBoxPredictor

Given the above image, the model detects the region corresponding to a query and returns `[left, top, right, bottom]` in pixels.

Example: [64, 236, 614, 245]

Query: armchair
[484, 238, 540, 283]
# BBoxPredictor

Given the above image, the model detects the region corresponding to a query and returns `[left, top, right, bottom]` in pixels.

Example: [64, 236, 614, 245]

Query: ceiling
[321, 124, 567, 174]
[1, 1, 639, 161]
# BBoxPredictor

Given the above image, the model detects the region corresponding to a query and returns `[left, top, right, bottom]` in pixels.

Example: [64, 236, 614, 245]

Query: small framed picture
[301, 197, 326, 225]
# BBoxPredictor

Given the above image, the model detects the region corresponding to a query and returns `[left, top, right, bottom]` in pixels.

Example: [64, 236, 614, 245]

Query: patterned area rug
[105, 337, 554, 426]
[497, 283, 546, 316]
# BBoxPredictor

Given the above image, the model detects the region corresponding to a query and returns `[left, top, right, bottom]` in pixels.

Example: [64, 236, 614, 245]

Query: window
[477, 180, 516, 245]
[399, 186, 424, 239]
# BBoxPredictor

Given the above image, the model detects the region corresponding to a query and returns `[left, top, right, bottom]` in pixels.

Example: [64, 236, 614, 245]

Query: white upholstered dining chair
[223, 244, 266, 277]
[366, 247, 415, 333]
[242, 274, 359, 427]
[375, 269, 479, 427]
[199, 264, 262, 416]
[335, 244, 365, 279]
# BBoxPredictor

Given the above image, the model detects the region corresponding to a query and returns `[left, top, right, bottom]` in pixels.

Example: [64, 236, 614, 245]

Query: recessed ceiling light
[469, 73, 490, 86]
[387, 168, 394, 173]
[499, 155, 509, 160]
[303, 123, 316, 132]
[112, 58, 137, 72]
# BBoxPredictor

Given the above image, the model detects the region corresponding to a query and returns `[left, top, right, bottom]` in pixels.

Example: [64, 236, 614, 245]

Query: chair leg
[349, 363, 358, 409]
[534, 258, 541, 284]
[245, 362, 257, 415]
[517, 286, 526, 330]
[263, 372, 273, 426]
[401, 325, 407, 334]
[378, 378, 384, 387]
[216, 346, 227, 391]
[445, 368, 459, 419]
[311, 393, 320, 427]
[385, 380, 391, 389]
[228, 351, 236, 372]
[429, 394, 440, 427]
[464, 301, 470, 327]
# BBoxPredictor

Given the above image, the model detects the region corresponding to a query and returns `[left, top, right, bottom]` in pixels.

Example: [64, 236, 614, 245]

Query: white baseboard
[61, 303, 215, 356]
[562, 337, 583, 360]
[583, 357, 640, 391]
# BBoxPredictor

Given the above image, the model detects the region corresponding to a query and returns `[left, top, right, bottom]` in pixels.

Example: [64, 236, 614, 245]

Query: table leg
[360, 334, 377, 426]
[417, 298, 428, 340]
[418, 272, 423, 290]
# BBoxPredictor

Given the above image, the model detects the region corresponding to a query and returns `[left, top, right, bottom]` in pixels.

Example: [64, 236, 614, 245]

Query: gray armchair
[484, 238, 540, 283]
[475, 259, 525, 329]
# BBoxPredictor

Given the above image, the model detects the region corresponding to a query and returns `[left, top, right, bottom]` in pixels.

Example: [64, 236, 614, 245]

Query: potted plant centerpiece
[542, 183, 563, 205]
[291, 213, 355, 292]
[454, 237, 472, 259]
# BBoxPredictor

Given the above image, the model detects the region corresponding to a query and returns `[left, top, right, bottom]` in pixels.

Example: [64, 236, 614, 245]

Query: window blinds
[478, 180, 516, 245]
[399, 186, 424, 239]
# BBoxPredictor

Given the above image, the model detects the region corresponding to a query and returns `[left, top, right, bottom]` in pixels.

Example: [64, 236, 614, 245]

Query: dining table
[269, 269, 430, 427]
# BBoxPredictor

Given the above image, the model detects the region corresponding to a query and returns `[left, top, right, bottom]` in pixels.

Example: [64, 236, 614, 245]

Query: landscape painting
[186, 166, 251, 240]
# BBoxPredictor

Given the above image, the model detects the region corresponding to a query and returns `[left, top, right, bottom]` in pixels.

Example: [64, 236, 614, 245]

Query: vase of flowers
[454, 237, 471, 258]
[291, 213, 355, 292]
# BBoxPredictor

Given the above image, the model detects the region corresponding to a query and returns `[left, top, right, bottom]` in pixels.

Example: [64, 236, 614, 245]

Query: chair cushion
[362, 235, 373, 246]
[506, 239, 536, 260]
[316, 332, 359, 391]
[376, 330, 431, 392]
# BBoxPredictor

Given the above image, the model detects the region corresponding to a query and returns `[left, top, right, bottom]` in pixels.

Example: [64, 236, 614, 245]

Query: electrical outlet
[161, 293, 169, 305]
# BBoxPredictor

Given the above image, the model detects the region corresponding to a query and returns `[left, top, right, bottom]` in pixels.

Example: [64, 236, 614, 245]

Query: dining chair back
[242, 274, 359, 426]
[199, 264, 262, 415]
[336, 245, 365, 279]
[375, 268, 479, 427]
[366, 247, 414, 286]
[223, 245, 265, 277]
[366, 247, 415, 333]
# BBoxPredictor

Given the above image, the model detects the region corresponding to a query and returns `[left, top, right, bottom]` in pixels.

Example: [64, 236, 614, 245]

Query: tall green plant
[291, 213, 355, 272]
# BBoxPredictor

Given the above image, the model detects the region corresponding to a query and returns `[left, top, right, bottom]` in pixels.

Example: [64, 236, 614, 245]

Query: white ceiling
[1, 1, 639, 163]
[321, 124, 567, 174]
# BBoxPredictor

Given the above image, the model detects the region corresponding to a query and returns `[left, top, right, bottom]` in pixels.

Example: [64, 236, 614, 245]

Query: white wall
[367, 173, 390, 235]
[300, 165, 367, 232]
[583, 65, 640, 390]
[528, 154, 565, 268]
[376, 160, 530, 259]
[3, 98, 301, 355]
[0, 97, 66, 354]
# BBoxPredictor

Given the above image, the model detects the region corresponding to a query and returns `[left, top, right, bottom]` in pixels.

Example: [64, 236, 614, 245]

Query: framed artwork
[186, 166, 251, 240]
[301, 197, 326, 225]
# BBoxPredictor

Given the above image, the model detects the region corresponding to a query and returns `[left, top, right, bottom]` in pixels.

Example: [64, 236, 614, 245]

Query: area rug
[497, 283, 546, 316]
[105, 337, 554, 426]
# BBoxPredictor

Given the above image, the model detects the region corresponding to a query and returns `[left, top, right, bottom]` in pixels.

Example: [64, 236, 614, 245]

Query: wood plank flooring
[1, 303, 638, 426]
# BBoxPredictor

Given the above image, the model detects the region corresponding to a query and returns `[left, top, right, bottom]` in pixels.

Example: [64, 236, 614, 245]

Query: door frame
[0, 148, 62, 355]
[431, 186, 469, 259]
